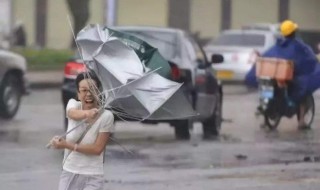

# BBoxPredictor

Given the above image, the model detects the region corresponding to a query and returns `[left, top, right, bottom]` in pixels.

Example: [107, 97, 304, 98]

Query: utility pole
[105, 0, 117, 26]
[35, 0, 48, 48]
[221, 0, 232, 31]
[168, 0, 191, 31]
[279, 0, 289, 22]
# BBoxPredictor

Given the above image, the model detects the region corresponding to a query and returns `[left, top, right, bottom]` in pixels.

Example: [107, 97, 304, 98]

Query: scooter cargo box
[255, 57, 294, 81]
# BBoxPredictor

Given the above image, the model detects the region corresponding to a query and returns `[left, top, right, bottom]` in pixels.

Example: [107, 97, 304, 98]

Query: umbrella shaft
[60, 107, 105, 138]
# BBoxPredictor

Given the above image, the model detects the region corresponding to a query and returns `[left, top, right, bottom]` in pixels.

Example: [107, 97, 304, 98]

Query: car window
[212, 33, 266, 47]
[120, 30, 179, 61]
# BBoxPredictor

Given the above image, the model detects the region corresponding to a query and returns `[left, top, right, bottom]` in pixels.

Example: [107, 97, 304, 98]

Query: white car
[204, 29, 278, 82]
[0, 49, 29, 119]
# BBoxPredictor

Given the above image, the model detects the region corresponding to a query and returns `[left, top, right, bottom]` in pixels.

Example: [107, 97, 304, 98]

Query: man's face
[77, 79, 98, 109]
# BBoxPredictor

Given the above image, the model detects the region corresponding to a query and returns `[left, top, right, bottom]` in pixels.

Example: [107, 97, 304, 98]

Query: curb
[26, 71, 63, 90]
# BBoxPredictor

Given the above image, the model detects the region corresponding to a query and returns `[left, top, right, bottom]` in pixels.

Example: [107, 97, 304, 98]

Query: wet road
[1, 86, 320, 190]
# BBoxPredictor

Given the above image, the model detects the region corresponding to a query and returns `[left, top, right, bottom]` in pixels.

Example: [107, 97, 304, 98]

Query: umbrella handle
[45, 107, 105, 149]
[45, 135, 63, 149]
[46, 142, 52, 149]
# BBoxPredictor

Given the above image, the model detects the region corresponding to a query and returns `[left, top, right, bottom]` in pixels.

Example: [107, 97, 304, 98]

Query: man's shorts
[59, 170, 104, 190]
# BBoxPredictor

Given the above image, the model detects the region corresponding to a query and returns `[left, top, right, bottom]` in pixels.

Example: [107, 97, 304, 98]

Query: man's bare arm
[52, 132, 110, 155]
[67, 108, 98, 121]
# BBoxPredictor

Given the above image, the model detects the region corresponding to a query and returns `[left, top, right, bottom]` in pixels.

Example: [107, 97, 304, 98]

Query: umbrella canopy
[76, 24, 171, 79]
[76, 24, 197, 121]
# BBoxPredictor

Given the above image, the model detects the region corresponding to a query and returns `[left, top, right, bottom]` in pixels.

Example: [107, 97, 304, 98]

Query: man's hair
[75, 71, 101, 91]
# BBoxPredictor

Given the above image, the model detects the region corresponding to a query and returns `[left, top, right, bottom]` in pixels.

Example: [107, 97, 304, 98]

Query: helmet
[280, 20, 298, 36]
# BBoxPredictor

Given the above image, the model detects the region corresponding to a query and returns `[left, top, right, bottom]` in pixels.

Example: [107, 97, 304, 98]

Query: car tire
[202, 92, 222, 138]
[0, 74, 21, 119]
[173, 119, 192, 140]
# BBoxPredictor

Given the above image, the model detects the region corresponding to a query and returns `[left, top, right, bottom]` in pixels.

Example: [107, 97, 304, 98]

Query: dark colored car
[0, 49, 29, 119]
[62, 26, 223, 140]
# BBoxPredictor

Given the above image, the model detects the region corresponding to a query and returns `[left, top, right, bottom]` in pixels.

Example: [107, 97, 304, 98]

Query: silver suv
[0, 49, 29, 119]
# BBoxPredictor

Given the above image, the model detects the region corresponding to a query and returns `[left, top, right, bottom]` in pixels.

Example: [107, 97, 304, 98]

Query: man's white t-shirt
[63, 99, 114, 175]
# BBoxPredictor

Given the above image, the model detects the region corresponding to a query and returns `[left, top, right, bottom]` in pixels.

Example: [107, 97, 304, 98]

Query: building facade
[12, 0, 320, 49]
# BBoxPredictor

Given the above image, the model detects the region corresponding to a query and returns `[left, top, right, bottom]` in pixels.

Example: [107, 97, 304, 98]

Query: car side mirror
[211, 54, 224, 64]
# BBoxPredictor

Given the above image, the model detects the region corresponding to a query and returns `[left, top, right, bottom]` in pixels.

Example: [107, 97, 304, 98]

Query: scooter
[258, 78, 315, 130]
[256, 57, 315, 130]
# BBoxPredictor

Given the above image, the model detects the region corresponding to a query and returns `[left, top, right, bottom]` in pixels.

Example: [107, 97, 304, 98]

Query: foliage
[12, 48, 74, 71]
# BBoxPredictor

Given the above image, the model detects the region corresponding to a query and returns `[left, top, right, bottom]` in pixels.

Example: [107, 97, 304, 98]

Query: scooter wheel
[297, 95, 315, 129]
[264, 113, 281, 130]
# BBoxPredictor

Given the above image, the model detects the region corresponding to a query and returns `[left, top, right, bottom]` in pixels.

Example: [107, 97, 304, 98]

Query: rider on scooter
[245, 20, 319, 128]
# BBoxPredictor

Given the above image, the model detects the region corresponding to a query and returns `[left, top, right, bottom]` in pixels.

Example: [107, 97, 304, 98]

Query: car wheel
[202, 92, 222, 138]
[173, 119, 192, 140]
[0, 74, 21, 119]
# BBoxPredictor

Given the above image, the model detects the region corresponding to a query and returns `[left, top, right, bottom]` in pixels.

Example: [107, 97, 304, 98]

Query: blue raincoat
[245, 37, 320, 102]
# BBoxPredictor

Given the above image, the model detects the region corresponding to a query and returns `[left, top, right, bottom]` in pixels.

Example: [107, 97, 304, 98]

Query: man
[245, 20, 319, 128]
[50, 72, 115, 190]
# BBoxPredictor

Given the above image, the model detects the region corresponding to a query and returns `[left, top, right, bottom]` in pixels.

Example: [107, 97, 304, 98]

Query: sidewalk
[26, 70, 63, 89]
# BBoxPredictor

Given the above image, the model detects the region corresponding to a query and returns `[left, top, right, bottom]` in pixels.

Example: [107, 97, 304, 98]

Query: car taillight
[171, 65, 180, 80]
[64, 62, 86, 79]
[248, 51, 260, 64]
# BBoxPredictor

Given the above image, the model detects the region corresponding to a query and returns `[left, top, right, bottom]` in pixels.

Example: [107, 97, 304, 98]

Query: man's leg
[298, 102, 307, 129]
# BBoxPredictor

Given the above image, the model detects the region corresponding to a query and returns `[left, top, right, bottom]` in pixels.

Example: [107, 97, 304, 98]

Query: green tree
[66, 0, 90, 48]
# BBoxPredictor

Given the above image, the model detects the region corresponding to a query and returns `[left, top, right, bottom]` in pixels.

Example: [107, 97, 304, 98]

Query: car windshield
[121, 30, 179, 60]
[212, 33, 266, 47]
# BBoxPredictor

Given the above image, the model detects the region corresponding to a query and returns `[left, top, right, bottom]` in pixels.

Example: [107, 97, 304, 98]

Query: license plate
[216, 71, 234, 79]
[261, 89, 274, 99]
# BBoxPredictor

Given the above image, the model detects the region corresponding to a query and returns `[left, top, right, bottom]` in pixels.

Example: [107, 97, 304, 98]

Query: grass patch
[12, 48, 74, 71]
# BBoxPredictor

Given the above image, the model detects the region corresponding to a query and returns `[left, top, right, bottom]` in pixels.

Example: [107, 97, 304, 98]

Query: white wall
[290, 0, 320, 30]
[190, 0, 220, 38]
[232, 0, 278, 29]
[117, 0, 168, 27]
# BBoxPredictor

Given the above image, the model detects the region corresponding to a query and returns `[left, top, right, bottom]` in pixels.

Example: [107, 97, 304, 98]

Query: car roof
[111, 26, 185, 35]
[241, 23, 280, 32]
[221, 29, 276, 35]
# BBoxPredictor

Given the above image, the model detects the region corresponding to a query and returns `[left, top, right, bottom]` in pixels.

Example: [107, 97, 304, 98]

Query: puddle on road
[269, 155, 320, 165]
[192, 134, 242, 144]
[104, 179, 160, 185]
[207, 172, 273, 180]
[112, 135, 177, 146]
[150, 162, 194, 169]
[205, 155, 320, 170]
[215, 134, 242, 143]
[262, 129, 315, 141]
[106, 148, 149, 160]
[105, 129, 320, 170]
[0, 129, 20, 143]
